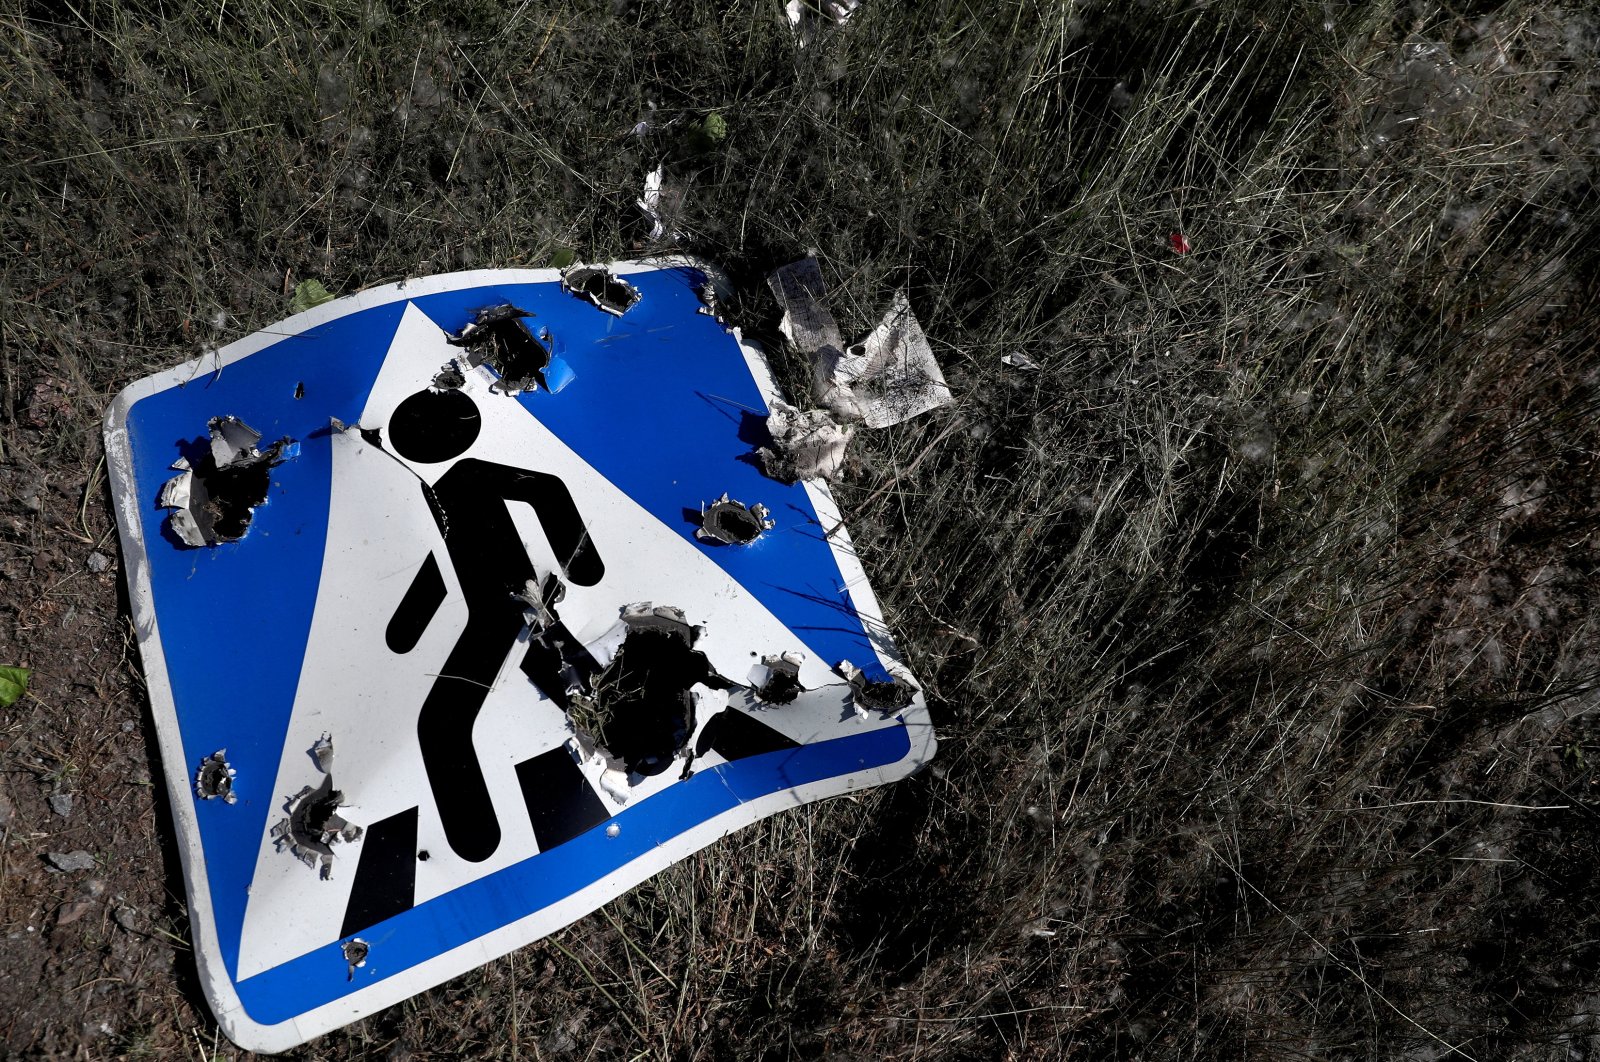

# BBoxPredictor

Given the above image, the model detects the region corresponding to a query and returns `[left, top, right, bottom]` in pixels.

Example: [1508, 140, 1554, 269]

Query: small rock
[46, 850, 95, 872]
[48, 792, 74, 818]
[119, 720, 135, 733]
[87, 552, 112, 573]
[56, 899, 97, 927]
[112, 905, 140, 932]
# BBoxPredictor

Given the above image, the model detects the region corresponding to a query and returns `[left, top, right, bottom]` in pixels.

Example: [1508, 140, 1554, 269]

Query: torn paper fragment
[448, 304, 552, 395]
[561, 265, 640, 316]
[310, 734, 334, 774]
[819, 289, 953, 428]
[1001, 351, 1041, 371]
[838, 660, 918, 716]
[756, 400, 853, 483]
[195, 750, 238, 804]
[697, 493, 774, 545]
[785, 0, 861, 47]
[637, 165, 684, 244]
[158, 416, 296, 547]
[767, 256, 843, 357]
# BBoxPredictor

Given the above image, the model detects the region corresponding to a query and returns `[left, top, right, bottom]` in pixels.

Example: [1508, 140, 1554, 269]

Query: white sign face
[104, 261, 936, 1053]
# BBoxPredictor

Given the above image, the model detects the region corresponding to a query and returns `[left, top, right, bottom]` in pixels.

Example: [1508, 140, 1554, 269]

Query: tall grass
[3, 0, 1598, 1057]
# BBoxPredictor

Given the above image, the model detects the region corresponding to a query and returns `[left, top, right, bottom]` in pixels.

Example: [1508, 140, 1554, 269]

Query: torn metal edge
[194, 750, 237, 804]
[560, 265, 641, 316]
[158, 417, 298, 548]
[446, 303, 553, 396]
[695, 493, 774, 545]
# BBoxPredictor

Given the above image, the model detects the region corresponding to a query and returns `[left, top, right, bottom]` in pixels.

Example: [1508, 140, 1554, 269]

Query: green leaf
[0, 666, 30, 708]
[550, 247, 576, 269]
[290, 278, 335, 314]
[701, 112, 727, 144]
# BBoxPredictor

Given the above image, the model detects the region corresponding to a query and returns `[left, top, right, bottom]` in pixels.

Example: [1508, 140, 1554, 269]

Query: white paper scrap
[638, 166, 667, 243]
[785, 0, 862, 46]
[766, 256, 844, 356]
[819, 289, 952, 428]
[761, 400, 854, 482]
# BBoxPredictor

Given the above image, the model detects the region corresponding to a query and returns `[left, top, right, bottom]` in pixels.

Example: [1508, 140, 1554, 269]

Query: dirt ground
[4, 0, 1600, 1059]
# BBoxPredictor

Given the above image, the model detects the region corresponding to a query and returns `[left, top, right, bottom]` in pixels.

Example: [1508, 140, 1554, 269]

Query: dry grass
[2, 0, 1599, 1058]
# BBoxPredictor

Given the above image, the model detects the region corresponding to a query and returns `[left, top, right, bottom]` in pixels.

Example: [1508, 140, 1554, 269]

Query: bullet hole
[271, 774, 363, 879]
[342, 938, 369, 980]
[562, 266, 640, 316]
[194, 750, 237, 804]
[569, 606, 722, 777]
[755, 653, 805, 704]
[294, 381, 305, 399]
[432, 363, 465, 391]
[417, 850, 430, 861]
[696, 493, 773, 545]
[448, 304, 551, 394]
[159, 416, 296, 547]
[839, 661, 918, 715]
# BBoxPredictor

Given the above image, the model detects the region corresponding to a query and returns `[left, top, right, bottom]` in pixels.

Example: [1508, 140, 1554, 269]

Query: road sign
[104, 260, 936, 1053]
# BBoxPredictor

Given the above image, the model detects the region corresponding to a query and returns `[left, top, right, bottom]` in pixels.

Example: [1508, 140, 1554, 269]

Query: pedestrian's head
[388, 387, 481, 463]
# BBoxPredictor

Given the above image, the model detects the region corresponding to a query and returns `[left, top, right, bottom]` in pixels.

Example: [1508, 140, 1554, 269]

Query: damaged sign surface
[104, 260, 935, 1053]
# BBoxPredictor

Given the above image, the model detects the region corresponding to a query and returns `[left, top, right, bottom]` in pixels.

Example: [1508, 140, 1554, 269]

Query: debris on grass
[767, 259, 951, 428]
[785, 0, 861, 47]
[1001, 352, 1041, 371]
[696, 493, 774, 545]
[194, 750, 238, 804]
[561, 265, 640, 316]
[271, 775, 363, 879]
[1169, 232, 1191, 254]
[46, 851, 96, 873]
[159, 416, 296, 548]
[755, 400, 853, 483]
[820, 289, 953, 428]
[767, 255, 844, 360]
[837, 660, 918, 716]
[637, 165, 682, 244]
[448, 304, 554, 395]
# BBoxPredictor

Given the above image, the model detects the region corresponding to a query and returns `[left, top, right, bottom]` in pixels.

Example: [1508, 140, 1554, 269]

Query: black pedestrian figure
[384, 387, 604, 863]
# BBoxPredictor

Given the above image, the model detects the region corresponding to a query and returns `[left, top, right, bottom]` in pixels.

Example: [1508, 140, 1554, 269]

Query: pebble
[87, 552, 112, 573]
[46, 850, 95, 872]
[48, 792, 74, 818]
